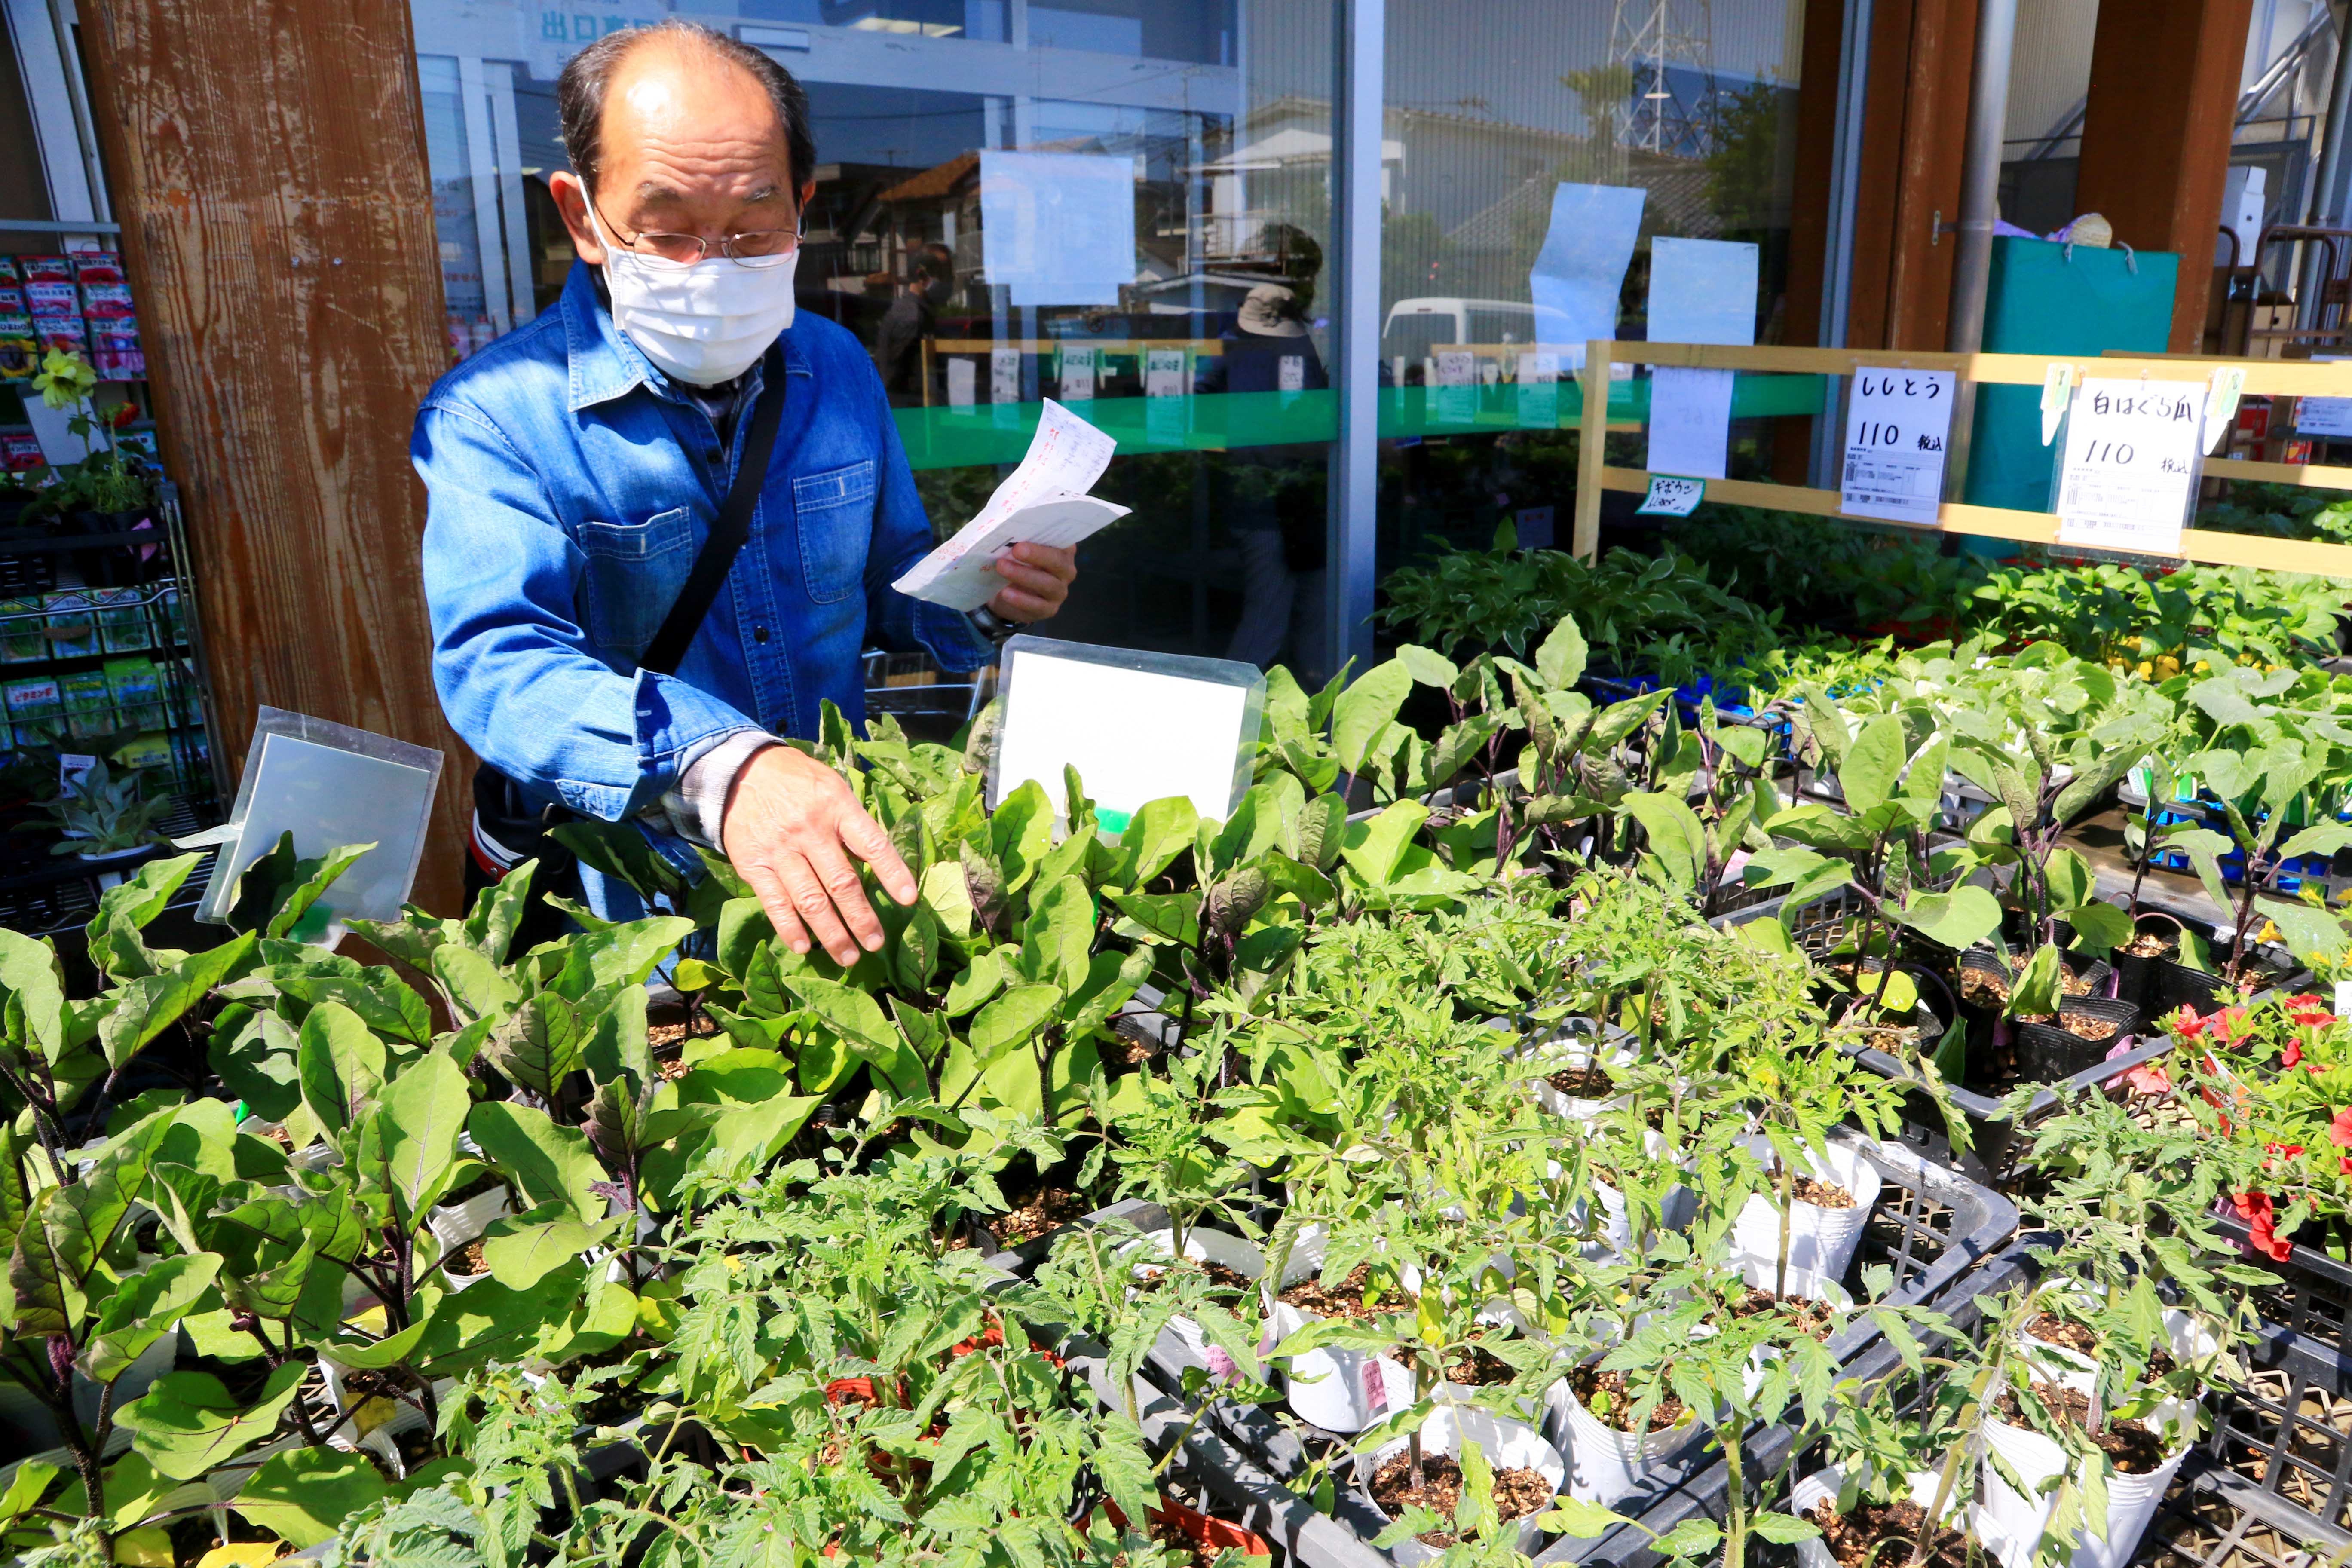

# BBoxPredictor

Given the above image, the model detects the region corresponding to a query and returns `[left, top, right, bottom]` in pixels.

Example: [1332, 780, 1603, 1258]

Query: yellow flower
[2135, 660, 2153, 679]
[31, 347, 96, 412]
[2156, 655, 2180, 676]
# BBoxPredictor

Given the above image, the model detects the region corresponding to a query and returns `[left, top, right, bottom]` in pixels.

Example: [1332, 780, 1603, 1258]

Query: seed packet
[103, 658, 163, 732]
[113, 731, 171, 771]
[18, 257, 71, 285]
[42, 593, 99, 661]
[91, 589, 149, 653]
[61, 668, 115, 739]
[70, 253, 124, 284]
[90, 330, 144, 380]
[24, 281, 77, 318]
[0, 600, 44, 661]
[114, 430, 158, 460]
[0, 315, 35, 379]
[5, 677, 62, 725]
[0, 258, 18, 284]
[0, 287, 20, 315]
[36, 318, 86, 355]
[80, 283, 134, 321]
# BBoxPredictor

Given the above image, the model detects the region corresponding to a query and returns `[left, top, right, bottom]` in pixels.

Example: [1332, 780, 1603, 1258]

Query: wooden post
[77, 0, 473, 915]
[2074, 0, 2258, 352]
[1845, 0, 1981, 352]
[1573, 340, 1610, 560]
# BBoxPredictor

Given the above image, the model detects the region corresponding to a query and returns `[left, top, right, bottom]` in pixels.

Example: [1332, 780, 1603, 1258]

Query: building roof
[877, 150, 980, 205]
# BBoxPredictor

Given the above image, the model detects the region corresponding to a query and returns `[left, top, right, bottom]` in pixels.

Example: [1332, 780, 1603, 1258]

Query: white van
[1381, 297, 1567, 361]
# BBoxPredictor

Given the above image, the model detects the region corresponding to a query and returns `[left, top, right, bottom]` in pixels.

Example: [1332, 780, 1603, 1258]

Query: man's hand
[987, 541, 1078, 622]
[721, 745, 915, 965]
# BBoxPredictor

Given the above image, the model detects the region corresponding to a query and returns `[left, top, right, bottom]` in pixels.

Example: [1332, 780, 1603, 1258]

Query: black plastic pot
[2012, 995, 2140, 1082]
[2155, 959, 2228, 1015]
[2112, 912, 2188, 1013]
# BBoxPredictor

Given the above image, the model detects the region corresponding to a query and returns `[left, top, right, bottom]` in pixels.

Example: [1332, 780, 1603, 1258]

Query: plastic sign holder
[1570, 338, 2352, 580]
[988, 636, 1265, 833]
[190, 707, 444, 933]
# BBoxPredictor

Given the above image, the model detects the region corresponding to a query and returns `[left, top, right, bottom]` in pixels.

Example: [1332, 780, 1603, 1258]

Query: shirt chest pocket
[576, 507, 694, 660]
[792, 459, 876, 606]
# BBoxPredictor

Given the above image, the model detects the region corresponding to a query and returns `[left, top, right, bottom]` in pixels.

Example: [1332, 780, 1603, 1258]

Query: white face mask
[586, 202, 798, 386]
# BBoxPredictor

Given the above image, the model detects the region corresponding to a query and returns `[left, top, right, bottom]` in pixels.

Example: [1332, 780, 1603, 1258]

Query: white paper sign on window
[1278, 354, 1305, 394]
[1518, 350, 1560, 427]
[1144, 348, 1185, 398]
[991, 347, 1021, 403]
[1433, 350, 1477, 423]
[1648, 367, 1735, 480]
[980, 150, 1134, 308]
[1840, 368, 1956, 525]
[2054, 377, 2205, 554]
[946, 357, 977, 408]
[1059, 345, 1096, 402]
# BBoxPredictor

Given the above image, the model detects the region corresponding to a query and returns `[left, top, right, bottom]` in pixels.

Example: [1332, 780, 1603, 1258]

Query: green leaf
[1623, 792, 1706, 893]
[98, 935, 256, 1072]
[1535, 613, 1589, 690]
[462, 858, 537, 965]
[264, 843, 374, 939]
[296, 1000, 385, 1140]
[2064, 900, 2135, 956]
[990, 778, 1056, 890]
[1340, 801, 1430, 886]
[467, 1099, 607, 1224]
[116, 1361, 306, 1481]
[233, 1444, 388, 1548]
[0, 1461, 58, 1528]
[1093, 1412, 1160, 1543]
[478, 994, 584, 1102]
[0, 930, 66, 1064]
[1396, 644, 1459, 689]
[1648, 1518, 1723, 1560]
[479, 1204, 622, 1290]
[80, 1252, 220, 1384]
[1019, 874, 1096, 994]
[1751, 1513, 1823, 1546]
[2009, 942, 2064, 1018]
[1109, 796, 1200, 889]
[1107, 889, 1201, 946]
[1840, 714, 1907, 815]
[1538, 1499, 1628, 1540]
[2258, 897, 2351, 967]
[368, 1051, 472, 1228]
[84, 854, 201, 981]
[1893, 886, 2004, 952]
[1332, 658, 1412, 775]
[971, 984, 1061, 1065]
[431, 944, 521, 1026]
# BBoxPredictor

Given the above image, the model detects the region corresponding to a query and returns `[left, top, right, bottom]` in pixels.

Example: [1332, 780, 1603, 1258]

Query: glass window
[1374, 0, 1809, 593]
[410, 0, 1340, 683]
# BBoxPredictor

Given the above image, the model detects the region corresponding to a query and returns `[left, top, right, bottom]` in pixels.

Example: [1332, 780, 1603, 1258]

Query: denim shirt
[413, 261, 989, 825]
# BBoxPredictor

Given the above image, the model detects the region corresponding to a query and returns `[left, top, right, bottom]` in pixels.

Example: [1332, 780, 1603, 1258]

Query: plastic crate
[2213, 1210, 2352, 1359]
[1084, 1138, 2015, 1568]
[1530, 1244, 2039, 1566]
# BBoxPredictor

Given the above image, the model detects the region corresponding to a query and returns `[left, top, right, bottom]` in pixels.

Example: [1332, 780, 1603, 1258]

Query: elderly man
[414, 20, 1077, 965]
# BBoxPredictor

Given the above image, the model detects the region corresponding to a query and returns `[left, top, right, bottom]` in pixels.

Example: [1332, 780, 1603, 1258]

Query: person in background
[1197, 281, 1330, 679]
[413, 21, 1078, 965]
[876, 241, 955, 403]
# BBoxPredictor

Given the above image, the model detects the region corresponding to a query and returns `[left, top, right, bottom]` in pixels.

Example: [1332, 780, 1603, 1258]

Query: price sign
[2054, 377, 2205, 554]
[1058, 346, 1096, 402]
[1840, 368, 1955, 525]
[1636, 474, 1706, 516]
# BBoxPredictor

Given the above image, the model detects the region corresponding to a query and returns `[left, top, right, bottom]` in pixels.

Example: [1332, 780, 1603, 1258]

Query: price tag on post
[2054, 377, 2206, 554]
[2040, 362, 2078, 446]
[1840, 368, 1956, 524]
[2204, 366, 2246, 454]
[1636, 474, 1706, 516]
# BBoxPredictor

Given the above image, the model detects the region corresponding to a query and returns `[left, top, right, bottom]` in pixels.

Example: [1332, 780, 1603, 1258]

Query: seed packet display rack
[1568, 341, 2352, 577]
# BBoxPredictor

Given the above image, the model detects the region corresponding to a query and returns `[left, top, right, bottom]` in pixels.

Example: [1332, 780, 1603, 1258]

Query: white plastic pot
[1737, 1259, 1855, 1405]
[1116, 1227, 1266, 1371]
[1263, 1223, 1417, 1433]
[1550, 1364, 1704, 1505]
[1731, 1134, 1883, 1282]
[1361, 1402, 1568, 1556]
[1522, 1029, 1635, 1121]
[1790, 1464, 2027, 1568]
[1979, 1390, 2194, 1568]
[429, 1184, 514, 1252]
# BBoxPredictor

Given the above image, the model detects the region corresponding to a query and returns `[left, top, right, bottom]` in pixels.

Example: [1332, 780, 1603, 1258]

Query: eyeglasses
[591, 194, 802, 268]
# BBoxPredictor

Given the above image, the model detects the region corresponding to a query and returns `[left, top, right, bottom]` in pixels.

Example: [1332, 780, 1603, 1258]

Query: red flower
[2330, 1108, 2352, 1149]
[2214, 1006, 2253, 1045]
[108, 401, 137, 430]
[2174, 1009, 2209, 1041]
[2291, 1006, 2338, 1029]
[2285, 1041, 2305, 1069]
[2235, 1191, 2295, 1261]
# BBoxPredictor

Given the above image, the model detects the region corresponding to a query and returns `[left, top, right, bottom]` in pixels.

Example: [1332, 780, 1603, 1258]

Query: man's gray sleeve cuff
[662, 729, 780, 851]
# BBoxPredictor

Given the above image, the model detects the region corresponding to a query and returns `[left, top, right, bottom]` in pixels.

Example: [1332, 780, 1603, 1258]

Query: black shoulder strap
[639, 345, 789, 677]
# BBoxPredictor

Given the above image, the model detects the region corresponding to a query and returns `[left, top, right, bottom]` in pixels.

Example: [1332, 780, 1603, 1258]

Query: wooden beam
[1594, 339, 2352, 396]
[1573, 341, 1610, 559]
[1594, 467, 2352, 578]
[2074, 0, 2258, 352]
[78, 0, 473, 915]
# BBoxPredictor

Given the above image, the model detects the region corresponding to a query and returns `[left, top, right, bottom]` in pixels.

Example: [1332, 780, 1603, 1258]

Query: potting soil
[1991, 1383, 2170, 1473]
[1546, 1064, 1617, 1098]
[1369, 1452, 1555, 1547]
[1278, 1262, 1411, 1319]
[1729, 1287, 1841, 1341]
[1809, 1497, 1976, 1568]
[990, 1186, 1090, 1244]
[1568, 1365, 1691, 1432]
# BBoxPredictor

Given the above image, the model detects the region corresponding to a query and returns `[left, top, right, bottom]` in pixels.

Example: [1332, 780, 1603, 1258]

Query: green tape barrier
[891, 375, 1828, 470]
